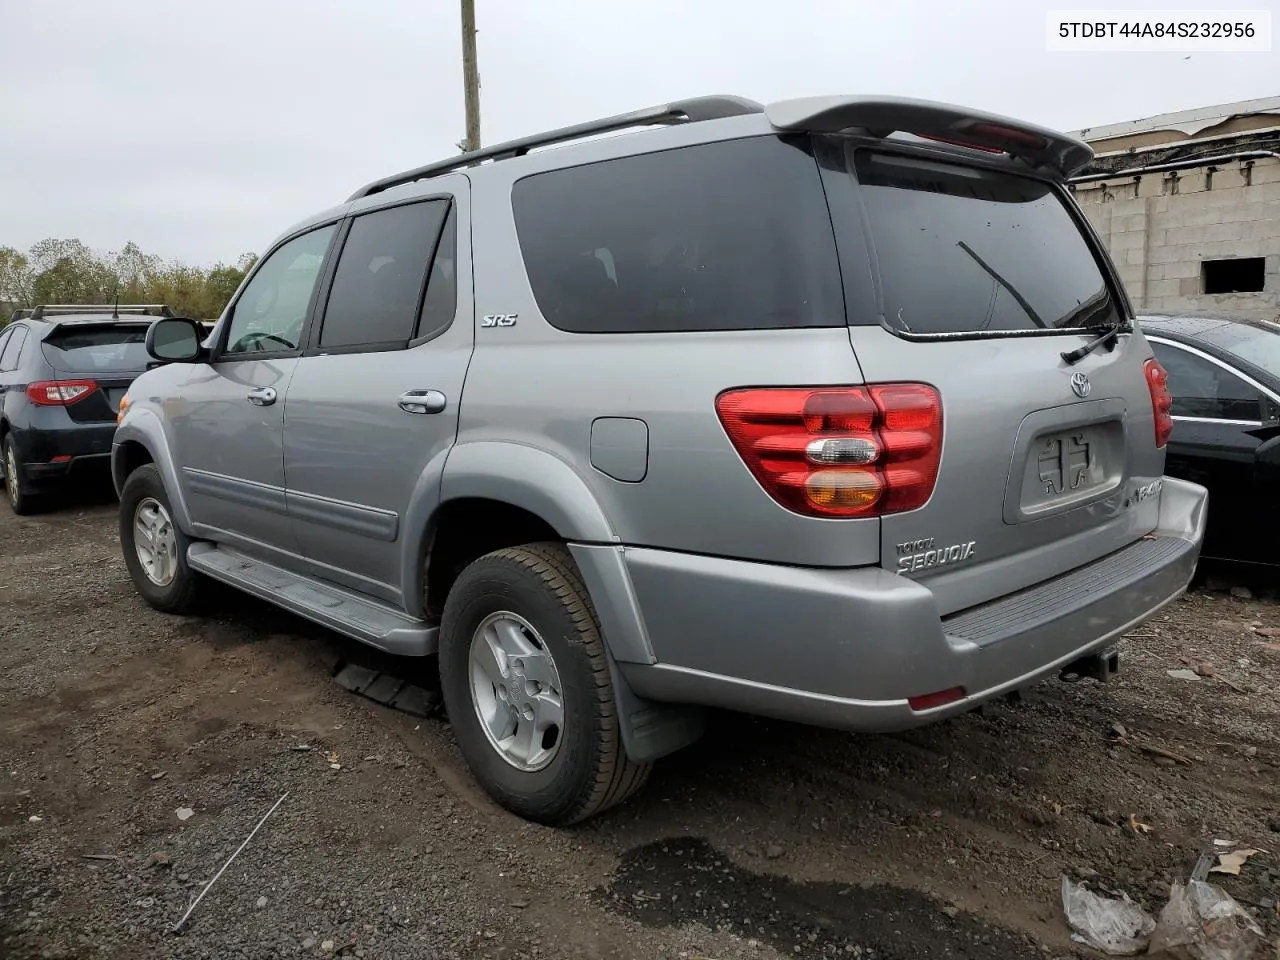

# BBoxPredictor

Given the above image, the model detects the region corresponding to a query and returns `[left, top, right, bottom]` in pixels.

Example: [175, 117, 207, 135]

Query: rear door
[40, 322, 151, 424]
[819, 142, 1163, 614]
[283, 181, 471, 604]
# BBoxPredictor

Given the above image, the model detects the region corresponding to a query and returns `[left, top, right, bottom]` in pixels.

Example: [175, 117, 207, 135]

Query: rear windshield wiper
[1061, 322, 1123, 365]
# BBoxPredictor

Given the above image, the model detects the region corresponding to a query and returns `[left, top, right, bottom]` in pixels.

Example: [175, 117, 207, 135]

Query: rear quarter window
[845, 149, 1120, 336]
[511, 136, 843, 334]
[0, 327, 23, 371]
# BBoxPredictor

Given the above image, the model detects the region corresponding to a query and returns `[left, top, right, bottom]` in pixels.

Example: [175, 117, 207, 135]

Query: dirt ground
[2, 488, 1278, 960]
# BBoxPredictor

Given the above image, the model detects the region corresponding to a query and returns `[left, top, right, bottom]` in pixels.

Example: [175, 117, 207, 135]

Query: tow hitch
[1059, 646, 1120, 683]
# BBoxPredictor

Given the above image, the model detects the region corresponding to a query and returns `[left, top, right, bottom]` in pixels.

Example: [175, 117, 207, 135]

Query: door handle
[247, 386, 277, 406]
[398, 389, 447, 415]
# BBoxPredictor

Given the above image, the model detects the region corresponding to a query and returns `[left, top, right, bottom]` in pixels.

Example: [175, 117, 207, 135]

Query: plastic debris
[1061, 876, 1155, 955]
[1149, 879, 1265, 960]
[175, 807, 195, 821]
[1168, 669, 1203, 681]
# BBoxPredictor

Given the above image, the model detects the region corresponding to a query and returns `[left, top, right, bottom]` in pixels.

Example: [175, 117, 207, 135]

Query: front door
[1149, 337, 1277, 565]
[174, 222, 338, 564]
[283, 183, 472, 605]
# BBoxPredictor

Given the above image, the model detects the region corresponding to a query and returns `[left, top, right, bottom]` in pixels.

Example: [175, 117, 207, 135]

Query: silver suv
[113, 94, 1208, 825]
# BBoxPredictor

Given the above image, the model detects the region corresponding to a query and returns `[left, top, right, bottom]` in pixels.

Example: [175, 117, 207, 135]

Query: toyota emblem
[1069, 372, 1091, 398]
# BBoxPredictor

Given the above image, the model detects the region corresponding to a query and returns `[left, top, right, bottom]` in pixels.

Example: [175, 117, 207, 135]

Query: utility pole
[460, 0, 481, 153]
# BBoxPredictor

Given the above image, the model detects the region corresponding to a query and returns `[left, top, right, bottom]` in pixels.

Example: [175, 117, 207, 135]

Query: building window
[1202, 257, 1266, 295]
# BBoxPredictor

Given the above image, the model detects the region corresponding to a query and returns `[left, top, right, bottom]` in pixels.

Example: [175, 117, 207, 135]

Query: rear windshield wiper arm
[956, 241, 1046, 329]
[1061, 322, 1122, 365]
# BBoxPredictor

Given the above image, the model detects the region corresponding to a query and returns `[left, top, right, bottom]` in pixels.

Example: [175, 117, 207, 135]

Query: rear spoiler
[766, 96, 1094, 180]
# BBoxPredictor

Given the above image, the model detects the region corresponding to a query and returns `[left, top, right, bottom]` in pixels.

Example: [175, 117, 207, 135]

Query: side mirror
[146, 317, 205, 363]
[1261, 394, 1280, 426]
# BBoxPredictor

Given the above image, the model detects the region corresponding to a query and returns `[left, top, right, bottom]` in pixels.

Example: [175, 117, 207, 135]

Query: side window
[416, 203, 457, 340]
[511, 136, 843, 334]
[0, 328, 27, 371]
[1152, 342, 1260, 421]
[224, 225, 336, 355]
[319, 200, 448, 350]
[0, 330, 12, 371]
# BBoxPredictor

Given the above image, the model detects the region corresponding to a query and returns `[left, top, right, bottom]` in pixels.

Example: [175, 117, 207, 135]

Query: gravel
[3, 496, 1279, 959]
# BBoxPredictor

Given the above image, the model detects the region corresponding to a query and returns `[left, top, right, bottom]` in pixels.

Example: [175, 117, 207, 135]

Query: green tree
[29, 238, 115, 304]
[112, 241, 162, 304]
[147, 262, 209, 317]
[4, 238, 257, 321]
[204, 263, 249, 317]
[0, 246, 35, 319]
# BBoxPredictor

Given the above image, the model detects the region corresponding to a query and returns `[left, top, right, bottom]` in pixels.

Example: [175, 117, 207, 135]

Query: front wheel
[118, 464, 205, 614]
[438, 543, 650, 825]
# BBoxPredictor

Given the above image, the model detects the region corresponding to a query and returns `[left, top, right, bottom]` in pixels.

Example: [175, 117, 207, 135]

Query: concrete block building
[1068, 97, 1280, 322]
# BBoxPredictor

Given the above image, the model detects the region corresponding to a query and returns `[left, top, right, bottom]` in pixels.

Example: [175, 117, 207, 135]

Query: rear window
[42, 326, 150, 373]
[511, 136, 843, 334]
[850, 150, 1120, 336]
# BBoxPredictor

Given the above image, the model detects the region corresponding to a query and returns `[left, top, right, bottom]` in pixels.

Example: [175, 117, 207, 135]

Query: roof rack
[348, 95, 763, 201]
[24, 304, 176, 321]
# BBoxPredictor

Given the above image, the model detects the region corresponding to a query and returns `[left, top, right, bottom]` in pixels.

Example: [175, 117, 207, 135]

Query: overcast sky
[3, 0, 1276, 265]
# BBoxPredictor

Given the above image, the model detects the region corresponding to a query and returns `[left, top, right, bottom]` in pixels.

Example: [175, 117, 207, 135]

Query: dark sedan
[0, 304, 178, 514]
[1138, 314, 1280, 568]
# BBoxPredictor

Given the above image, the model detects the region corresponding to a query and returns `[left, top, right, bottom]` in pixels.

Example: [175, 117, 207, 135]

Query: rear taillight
[26, 380, 98, 406]
[715, 383, 943, 518]
[1144, 359, 1173, 448]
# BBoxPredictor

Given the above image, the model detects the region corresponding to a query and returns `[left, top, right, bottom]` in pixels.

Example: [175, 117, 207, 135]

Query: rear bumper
[617, 475, 1207, 733]
[10, 421, 116, 482]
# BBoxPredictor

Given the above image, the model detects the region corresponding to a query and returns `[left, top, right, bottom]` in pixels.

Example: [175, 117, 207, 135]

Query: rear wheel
[439, 543, 650, 825]
[2, 436, 39, 516]
[119, 464, 204, 614]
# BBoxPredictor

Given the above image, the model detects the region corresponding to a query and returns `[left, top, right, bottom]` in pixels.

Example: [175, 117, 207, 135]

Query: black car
[1139, 314, 1280, 568]
[0, 304, 178, 514]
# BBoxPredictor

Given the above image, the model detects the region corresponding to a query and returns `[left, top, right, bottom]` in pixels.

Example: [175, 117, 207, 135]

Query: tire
[118, 464, 205, 614]
[439, 542, 651, 825]
[2, 435, 40, 516]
